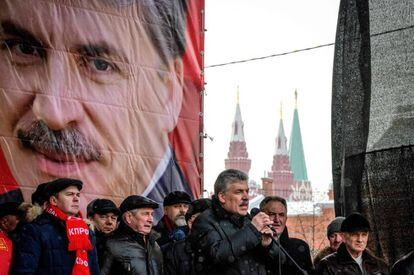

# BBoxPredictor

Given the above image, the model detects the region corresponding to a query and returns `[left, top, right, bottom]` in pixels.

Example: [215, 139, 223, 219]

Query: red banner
[0, 0, 204, 217]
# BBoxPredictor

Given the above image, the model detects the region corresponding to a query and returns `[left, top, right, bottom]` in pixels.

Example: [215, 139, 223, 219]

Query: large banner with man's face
[0, 0, 204, 217]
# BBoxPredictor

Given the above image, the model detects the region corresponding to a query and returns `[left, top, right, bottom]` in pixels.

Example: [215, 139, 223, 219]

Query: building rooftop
[249, 194, 333, 216]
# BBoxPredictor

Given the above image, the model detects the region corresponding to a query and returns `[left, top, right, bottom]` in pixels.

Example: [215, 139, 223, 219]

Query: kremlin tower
[288, 90, 312, 200]
[224, 88, 251, 176]
[262, 104, 295, 198]
[262, 91, 312, 201]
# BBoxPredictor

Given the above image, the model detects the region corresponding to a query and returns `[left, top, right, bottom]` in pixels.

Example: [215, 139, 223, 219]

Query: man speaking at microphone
[260, 195, 314, 275]
[190, 169, 285, 275]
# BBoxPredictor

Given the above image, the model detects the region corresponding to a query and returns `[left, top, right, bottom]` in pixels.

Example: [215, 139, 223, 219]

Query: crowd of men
[0, 169, 413, 275]
[0, 0, 412, 273]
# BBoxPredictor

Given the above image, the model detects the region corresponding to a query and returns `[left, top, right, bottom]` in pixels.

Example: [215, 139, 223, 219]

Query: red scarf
[163, 215, 175, 233]
[46, 204, 92, 275]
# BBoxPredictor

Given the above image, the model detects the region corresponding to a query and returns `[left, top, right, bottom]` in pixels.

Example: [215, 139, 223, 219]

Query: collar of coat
[95, 228, 114, 240]
[117, 221, 156, 246]
[161, 215, 175, 233]
[336, 243, 378, 266]
[211, 196, 247, 228]
[278, 227, 291, 244]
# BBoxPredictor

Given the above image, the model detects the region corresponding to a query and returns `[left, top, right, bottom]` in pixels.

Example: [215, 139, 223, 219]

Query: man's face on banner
[0, 1, 184, 202]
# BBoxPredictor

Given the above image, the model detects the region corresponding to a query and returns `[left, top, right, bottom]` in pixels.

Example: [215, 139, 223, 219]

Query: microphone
[250, 207, 307, 275]
[250, 207, 277, 234]
[250, 207, 261, 218]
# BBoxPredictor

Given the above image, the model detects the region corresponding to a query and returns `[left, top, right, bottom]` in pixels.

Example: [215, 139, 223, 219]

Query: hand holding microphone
[250, 207, 274, 247]
[250, 208, 308, 275]
[250, 208, 272, 230]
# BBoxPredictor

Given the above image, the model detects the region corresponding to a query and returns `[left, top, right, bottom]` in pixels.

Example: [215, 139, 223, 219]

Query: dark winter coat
[269, 227, 314, 275]
[95, 229, 113, 269]
[316, 243, 389, 275]
[189, 197, 285, 275]
[314, 246, 335, 270]
[391, 250, 414, 275]
[164, 238, 195, 275]
[8, 220, 27, 244]
[100, 222, 163, 275]
[11, 213, 100, 275]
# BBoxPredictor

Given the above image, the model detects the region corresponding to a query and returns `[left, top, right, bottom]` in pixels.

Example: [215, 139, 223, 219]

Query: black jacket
[316, 243, 388, 275]
[189, 197, 285, 275]
[271, 227, 314, 275]
[391, 250, 414, 275]
[95, 229, 114, 269]
[100, 222, 163, 275]
[164, 238, 195, 275]
[314, 246, 335, 270]
[153, 216, 172, 248]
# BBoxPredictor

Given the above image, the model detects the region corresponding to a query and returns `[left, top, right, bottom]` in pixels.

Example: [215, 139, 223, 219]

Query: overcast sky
[203, 0, 341, 195]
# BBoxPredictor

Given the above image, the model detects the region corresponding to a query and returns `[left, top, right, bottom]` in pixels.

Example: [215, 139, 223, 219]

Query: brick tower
[225, 88, 251, 176]
[263, 104, 294, 198]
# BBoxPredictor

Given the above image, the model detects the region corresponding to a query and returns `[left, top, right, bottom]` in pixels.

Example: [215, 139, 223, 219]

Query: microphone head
[250, 207, 261, 218]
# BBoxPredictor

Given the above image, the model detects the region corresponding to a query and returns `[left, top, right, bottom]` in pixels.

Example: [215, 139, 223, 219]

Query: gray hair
[214, 169, 248, 195]
[105, 0, 188, 65]
[259, 196, 287, 213]
[122, 208, 139, 222]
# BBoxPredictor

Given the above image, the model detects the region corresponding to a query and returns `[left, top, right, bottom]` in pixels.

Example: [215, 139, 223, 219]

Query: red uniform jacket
[0, 229, 12, 275]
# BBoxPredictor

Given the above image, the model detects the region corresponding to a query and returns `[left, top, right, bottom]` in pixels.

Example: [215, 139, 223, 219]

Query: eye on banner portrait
[0, 0, 204, 219]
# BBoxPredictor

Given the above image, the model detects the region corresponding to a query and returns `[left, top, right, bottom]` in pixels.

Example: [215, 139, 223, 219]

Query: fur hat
[341, 213, 371, 233]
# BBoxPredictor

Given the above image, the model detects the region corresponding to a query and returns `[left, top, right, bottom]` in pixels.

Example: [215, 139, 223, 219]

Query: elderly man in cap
[316, 212, 388, 275]
[101, 195, 162, 275]
[154, 191, 192, 249]
[12, 178, 100, 275]
[164, 198, 211, 275]
[314, 216, 346, 268]
[87, 198, 120, 268]
[0, 202, 21, 274]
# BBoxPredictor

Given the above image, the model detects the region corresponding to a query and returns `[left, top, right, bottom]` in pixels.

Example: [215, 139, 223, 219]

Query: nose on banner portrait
[0, 0, 204, 221]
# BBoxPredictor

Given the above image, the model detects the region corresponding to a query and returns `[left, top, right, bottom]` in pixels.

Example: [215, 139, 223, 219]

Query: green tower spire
[289, 90, 308, 181]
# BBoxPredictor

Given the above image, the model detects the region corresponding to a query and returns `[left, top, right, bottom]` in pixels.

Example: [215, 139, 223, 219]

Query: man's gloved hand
[170, 228, 186, 241]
